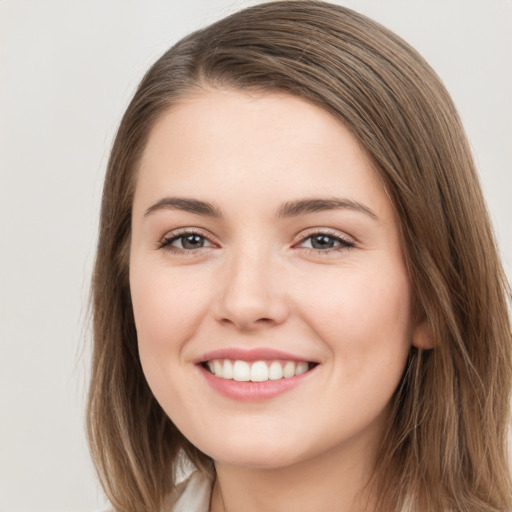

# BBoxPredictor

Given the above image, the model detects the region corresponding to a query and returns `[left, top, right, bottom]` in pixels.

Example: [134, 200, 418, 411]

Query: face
[130, 88, 419, 470]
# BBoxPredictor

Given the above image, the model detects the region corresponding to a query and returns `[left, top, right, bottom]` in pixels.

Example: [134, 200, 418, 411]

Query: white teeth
[282, 361, 296, 378]
[223, 359, 233, 379]
[233, 360, 250, 381]
[205, 359, 313, 382]
[295, 362, 309, 375]
[250, 361, 269, 382]
[213, 360, 223, 377]
[268, 361, 283, 380]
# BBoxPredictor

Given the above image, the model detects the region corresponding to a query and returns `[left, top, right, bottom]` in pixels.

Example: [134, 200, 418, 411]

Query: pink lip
[197, 364, 316, 401]
[194, 347, 315, 364]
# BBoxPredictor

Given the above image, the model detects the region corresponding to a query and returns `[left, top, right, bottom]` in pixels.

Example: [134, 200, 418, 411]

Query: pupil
[311, 235, 335, 249]
[182, 235, 204, 249]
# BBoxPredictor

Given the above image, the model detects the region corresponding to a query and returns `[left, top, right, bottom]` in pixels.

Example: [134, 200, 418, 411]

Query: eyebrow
[144, 196, 378, 221]
[144, 197, 222, 217]
[276, 198, 378, 220]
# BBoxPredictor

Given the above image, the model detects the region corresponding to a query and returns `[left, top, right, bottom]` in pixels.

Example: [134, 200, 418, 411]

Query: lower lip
[198, 364, 315, 401]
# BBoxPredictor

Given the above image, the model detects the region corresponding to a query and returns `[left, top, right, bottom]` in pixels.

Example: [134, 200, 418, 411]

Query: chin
[198, 432, 323, 471]
[212, 448, 303, 470]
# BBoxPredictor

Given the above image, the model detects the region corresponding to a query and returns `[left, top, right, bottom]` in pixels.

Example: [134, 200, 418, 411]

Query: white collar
[168, 470, 212, 512]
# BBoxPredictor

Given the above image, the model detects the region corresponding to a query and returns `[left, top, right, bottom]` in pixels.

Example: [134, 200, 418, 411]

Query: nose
[213, 246, 289, 332]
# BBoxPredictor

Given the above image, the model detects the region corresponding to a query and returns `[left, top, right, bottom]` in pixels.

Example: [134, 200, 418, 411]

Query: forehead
[134, 88, 390, 219]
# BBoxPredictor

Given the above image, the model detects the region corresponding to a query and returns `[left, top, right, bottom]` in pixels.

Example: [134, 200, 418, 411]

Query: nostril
[219, 316, 276, 330]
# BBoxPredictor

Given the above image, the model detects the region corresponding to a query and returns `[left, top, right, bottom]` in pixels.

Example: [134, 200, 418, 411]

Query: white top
[164, 471, 415, 512]
[98, 470, 416, 511]
[167, 471, 212, 512]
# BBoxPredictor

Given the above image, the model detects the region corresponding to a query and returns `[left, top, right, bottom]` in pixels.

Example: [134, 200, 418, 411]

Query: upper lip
[194, 348, 317, 364]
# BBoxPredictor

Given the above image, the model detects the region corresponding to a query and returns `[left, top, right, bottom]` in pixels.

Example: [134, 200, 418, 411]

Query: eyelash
[158, 229, 215, 255]
[297, 229, 355, 255]
[158, 229, 355, 256]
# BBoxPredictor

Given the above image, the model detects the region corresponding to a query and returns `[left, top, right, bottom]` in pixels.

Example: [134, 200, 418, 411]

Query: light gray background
[1, 1, 510, 511]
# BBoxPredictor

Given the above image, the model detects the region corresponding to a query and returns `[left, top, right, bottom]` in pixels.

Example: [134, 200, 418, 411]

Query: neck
[209, 427, 382, 512]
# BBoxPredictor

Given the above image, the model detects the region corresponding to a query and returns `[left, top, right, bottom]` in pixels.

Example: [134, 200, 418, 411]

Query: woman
[87, 2, 512, 511]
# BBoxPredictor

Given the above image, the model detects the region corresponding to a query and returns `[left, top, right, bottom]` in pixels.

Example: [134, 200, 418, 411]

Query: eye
[297, 231, 355, 252]
[159, 230, 215, 253]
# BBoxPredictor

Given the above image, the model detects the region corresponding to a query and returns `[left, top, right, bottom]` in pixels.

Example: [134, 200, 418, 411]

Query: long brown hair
[87, 2, 512, 510]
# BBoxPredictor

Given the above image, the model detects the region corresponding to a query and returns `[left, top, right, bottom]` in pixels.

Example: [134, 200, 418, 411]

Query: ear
[411, 318, 436, 350]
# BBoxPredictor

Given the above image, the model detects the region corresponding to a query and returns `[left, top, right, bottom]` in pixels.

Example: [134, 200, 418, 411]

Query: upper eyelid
[161, 227, 216, 241]
[296, 235, 355, 251]
[294, 227, 355, 244]
[158, 228, 219, 251]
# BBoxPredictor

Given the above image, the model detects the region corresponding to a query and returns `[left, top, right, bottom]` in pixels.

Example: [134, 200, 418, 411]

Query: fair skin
[129, 88, 425, 512]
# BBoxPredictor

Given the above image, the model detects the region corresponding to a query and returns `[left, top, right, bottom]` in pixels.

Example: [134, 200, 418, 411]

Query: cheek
[130, 263, 212, 367]
[297, 264, 412, 436]
[298, 262, 412, 370]
[129, 263, 216, 429]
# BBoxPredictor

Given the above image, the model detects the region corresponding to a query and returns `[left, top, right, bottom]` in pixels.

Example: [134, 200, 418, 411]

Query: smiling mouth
[202, 359, 318, 382]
